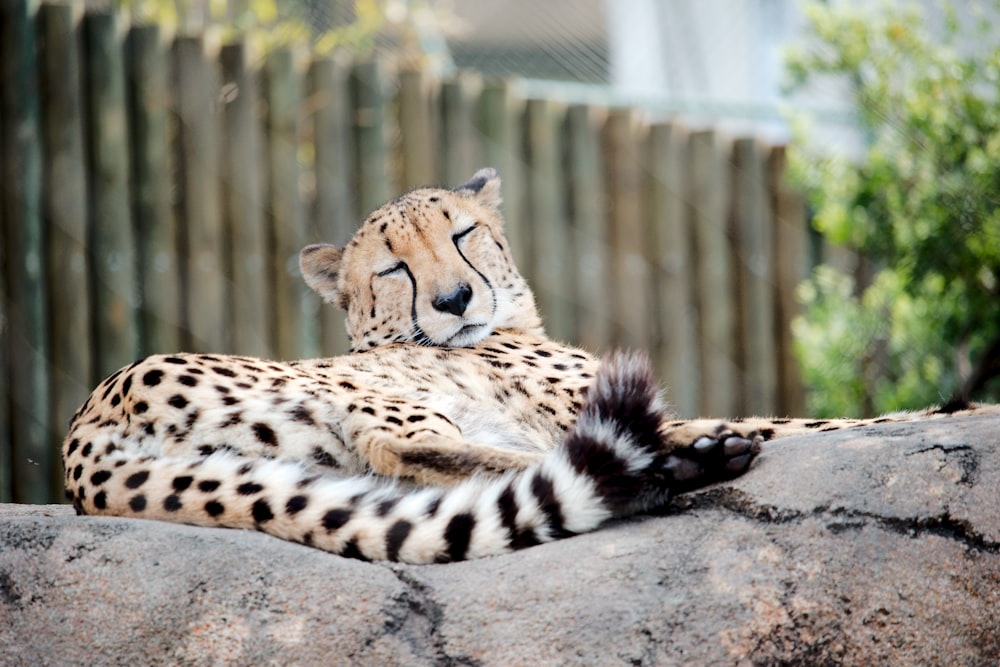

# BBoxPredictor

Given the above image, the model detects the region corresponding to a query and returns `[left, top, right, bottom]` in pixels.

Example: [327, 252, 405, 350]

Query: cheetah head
[300, 168, 543, 351]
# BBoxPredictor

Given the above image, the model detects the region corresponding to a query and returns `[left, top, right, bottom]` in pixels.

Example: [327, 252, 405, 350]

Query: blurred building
[443, 0, 858, 149]
[442, 0, 986, 154]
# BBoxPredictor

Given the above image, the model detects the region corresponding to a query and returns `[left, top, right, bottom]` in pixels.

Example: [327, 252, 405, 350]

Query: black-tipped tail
[558, 351, 673, 516]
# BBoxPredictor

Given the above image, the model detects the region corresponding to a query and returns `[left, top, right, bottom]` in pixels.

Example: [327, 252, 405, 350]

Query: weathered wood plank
[127, 23, 181, 356]
[397, 68, 437, 190]
[524, 98, 573, 342]
[562, 104, 610, 351]
[264, 47, 316, 361]
[309, 53, 355, 356]
[0, 75, 7, 500]
[769, 145, 808, 417]
[645, 122, 699, 418]
[173, 35, 227, 353]
[689, 130, 737, 417]
[438, 74, 481, 186]
[602, 109, 651, 350]
[476, 81, 528, 271]
[731, 137, 778, 415]
[350, 60, 393, 218]
[1, 0, 51, 502]
[220, 41, 270, 358]
[83, 10, 139, 376]
[38, 1, 92, 496]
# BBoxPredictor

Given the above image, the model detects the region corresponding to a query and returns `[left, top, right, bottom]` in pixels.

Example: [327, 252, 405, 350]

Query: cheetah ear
[453, 167, 502, 208]
[300, 244, 347, 309]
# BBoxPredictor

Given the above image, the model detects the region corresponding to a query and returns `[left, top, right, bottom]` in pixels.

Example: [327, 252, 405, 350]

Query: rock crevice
[682, 485, 999, 553]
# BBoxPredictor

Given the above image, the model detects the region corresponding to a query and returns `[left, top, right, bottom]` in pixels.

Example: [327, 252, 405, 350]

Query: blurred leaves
[115, 0, 456, 64]
[787, 1, 1000, 416]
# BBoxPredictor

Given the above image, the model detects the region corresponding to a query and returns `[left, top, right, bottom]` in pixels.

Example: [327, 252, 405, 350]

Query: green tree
[117, 0, 451, 62]
[786, 2, 1000, 417]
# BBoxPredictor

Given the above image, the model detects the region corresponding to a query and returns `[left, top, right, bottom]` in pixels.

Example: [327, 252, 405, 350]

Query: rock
[3, 415, 1000, 666]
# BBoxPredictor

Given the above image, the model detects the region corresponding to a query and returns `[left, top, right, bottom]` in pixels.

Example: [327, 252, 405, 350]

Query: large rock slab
[3, 415, 1000, 666]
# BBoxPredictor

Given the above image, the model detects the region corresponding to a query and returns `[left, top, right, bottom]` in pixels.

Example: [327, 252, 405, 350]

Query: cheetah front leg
[341, 405, 542, 486]
[661, 406, 1000, 450]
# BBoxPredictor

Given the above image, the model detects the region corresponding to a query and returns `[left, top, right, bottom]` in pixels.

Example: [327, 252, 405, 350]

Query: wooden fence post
[524, 98, 573, 341]
[265, 46, 316, 361]
[220, 41, 270, 358]
[128, 23, 181, 357]
[1, 0, 51, 502]
[38, 1, 92, 494]
[689, 130, 738, 417]
[769, 145, 807, 416]
[563, 103, 610, 351]
[476, 81, 528, 270]
[309, 53, 355, 356]
[397, 68, 437, 190]
[439, 73, 481, 186]
[602, 109, 652, 350]
[645, 122, 699, 417]
[731, 136, 778, 415]
[350, 60, 394, 218]
[84, 10, 139, 376]
[173, 35, 227, 353]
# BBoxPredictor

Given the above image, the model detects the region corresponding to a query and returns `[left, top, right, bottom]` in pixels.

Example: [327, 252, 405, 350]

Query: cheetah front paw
[661, 425, 763, 492]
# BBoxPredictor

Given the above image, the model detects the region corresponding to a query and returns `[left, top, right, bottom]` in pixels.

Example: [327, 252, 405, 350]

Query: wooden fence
[0, 0, 809, 503]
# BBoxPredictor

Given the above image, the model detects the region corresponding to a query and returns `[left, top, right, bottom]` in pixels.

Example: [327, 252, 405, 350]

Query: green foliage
[787, 1, 1000, 416]
[117, 0, 313, 47]
[115, 0, 450, 61]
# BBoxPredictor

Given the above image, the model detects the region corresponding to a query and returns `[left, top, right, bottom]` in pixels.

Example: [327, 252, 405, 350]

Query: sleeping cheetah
[62, 168, 997, 563]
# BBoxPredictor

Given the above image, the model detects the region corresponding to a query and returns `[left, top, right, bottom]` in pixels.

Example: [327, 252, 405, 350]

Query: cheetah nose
[432, 283, 473, 316]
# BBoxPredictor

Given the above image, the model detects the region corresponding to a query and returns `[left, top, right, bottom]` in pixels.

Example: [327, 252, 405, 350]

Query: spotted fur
[62, 168, 999, 563]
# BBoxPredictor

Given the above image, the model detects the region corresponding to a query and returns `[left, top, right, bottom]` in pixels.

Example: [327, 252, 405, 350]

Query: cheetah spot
[252, 423, 278, 447]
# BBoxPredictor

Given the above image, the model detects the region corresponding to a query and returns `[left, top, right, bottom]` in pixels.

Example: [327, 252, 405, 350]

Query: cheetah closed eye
[62, 168, 998, 563]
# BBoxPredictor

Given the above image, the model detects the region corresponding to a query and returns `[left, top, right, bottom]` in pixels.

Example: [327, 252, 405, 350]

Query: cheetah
[62, 168, 998, 564]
